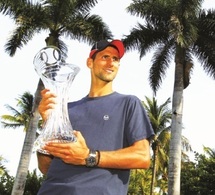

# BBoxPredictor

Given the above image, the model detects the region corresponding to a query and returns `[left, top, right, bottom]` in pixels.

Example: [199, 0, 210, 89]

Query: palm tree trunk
[12, 37, 64, 194]
[11, 79, 44, 195]
[168, 47, 184, 195]
[150, 146, 157, 195]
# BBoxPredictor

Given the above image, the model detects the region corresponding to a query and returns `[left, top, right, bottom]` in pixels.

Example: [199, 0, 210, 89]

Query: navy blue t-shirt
[38, 92, 154, 195]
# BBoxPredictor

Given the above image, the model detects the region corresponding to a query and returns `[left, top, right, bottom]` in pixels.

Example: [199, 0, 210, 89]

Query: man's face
[89, 46, 120, 83]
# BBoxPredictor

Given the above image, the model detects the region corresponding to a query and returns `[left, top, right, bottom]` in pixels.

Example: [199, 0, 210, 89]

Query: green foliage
[181, 147, 215, 195]
[0, 169, 45, 195]
[0, 0, 113, 56]
[142, 97, 171, 195]
[124, 1, 215, 193]
[24, 169, 46, 195]
[0, 171, 14, 195]
[124, 0, 215, 92]
[1, 91, 42, 131]
[0, 155, 7, 176]
[128, 169, 152, 195]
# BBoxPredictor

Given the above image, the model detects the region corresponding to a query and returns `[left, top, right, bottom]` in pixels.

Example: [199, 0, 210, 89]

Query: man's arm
[37, 152, 53, 174]
[43, 131, 151, 170]
[98, 139, 151, 169]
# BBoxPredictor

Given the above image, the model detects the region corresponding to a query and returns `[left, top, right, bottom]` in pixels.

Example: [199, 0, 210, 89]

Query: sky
[0, 0, 214, 176]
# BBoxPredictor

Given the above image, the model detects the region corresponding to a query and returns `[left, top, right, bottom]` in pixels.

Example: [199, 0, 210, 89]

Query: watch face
[88, 157, 96, 165]
[86, 150, 97, 167]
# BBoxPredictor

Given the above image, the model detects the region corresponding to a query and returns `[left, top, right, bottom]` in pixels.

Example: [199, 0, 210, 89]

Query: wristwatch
[85, 150, 97, 167]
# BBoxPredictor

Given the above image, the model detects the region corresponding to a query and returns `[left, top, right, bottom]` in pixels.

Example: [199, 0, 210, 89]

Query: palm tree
[128, 169, 152, 195]
[1, 92, 42, 193]
[1, 92, 35, 131]
[0, 1, 113, 194]
[123, 0, 215, 194]
[142, 96, 171, 195]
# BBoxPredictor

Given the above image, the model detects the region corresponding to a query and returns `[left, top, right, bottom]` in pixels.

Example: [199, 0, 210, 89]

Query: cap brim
[89, 39, 125, 59]
[110, 40, 125, 59]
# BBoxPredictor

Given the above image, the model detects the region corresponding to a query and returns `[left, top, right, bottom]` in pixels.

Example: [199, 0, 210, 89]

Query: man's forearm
[98, 139, 151, 169]
[37, 152, 53, 174]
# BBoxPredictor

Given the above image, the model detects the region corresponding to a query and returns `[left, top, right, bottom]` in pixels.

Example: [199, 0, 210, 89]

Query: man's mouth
[104, 69, 113, 73]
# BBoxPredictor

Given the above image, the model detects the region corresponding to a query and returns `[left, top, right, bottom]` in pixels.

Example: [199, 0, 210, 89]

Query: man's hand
[42, 131, 89, 166]
[39, 89, 57, 121]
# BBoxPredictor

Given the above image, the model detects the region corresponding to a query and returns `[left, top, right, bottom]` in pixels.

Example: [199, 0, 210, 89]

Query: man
[37, 39, 154, 195]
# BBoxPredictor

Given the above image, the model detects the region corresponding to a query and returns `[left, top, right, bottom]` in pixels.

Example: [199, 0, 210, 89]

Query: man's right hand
[39, 89, 57, 121]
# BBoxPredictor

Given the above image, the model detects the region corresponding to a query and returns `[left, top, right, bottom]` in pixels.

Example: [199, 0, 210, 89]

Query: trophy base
[34, 136, 77, 155]
[37, 148, 51, 155]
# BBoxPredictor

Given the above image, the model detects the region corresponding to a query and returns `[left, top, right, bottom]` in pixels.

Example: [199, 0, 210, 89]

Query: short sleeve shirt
[37, 92, 154, 195]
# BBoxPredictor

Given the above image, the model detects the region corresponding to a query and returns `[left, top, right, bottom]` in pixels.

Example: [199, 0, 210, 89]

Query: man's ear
[86, 57, 93, 68]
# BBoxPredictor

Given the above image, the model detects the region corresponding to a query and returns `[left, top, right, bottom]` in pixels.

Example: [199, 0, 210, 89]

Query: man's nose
[106, 58, 115, 66]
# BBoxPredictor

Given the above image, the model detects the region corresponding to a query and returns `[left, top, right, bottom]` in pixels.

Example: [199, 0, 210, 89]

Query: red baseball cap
[89, 39, 125, 59]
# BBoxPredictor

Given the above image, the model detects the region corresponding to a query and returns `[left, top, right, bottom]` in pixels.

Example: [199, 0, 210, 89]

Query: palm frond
[1, 121, 24, 129]
[3, 105, 21, 117]
[149, 40, 174, 93]
[123, 22, 170, 59]
[192, 9, 215, 78]
[1, 91, 35, 131]
[1, 0, 112, 57]
[4, 24, 37, 56]
[74, 0, 99, 12]
[127, 0, 173, 24]
[64, 13, 113, 44]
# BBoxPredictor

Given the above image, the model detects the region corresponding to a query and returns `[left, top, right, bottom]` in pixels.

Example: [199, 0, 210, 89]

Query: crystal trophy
[33, 46, 80, 154]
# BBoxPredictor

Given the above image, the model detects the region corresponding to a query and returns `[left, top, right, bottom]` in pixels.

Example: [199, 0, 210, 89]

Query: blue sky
[0, 0, 214, 176]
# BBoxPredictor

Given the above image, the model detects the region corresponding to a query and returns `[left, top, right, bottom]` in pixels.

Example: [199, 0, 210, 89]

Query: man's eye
[102, 55, 119, 62]
[112, 57, 119, 62]
[102, 55, 109, 60]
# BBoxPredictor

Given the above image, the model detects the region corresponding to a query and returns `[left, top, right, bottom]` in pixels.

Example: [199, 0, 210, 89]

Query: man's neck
[88, 82, 113, 98]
